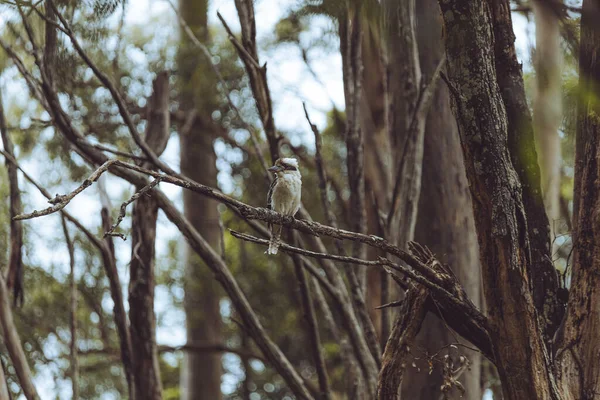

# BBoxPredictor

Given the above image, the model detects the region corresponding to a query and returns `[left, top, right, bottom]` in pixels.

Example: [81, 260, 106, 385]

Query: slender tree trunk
[178, 1, 223, 399]
[401, 1, 482, 398]
[0, 90, 23, 305]
[438, 1, 560, 398]
[532, 0, 563, 238]
[556, 1, 600, 398]
[0, 274, 39, 400]
[128, 72, 170, 400]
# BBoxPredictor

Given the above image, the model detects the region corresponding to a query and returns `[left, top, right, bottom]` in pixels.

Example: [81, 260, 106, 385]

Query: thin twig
[48, 1, 180, 178]
[103, 177, 162, 240]
[81, 140, 148, 161]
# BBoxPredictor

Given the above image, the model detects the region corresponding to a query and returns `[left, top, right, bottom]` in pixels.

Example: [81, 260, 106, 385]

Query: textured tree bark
[128, 72, 170, 400]
[377, 287, 429, 400]
[438, 0, 560, 398]
[178, 1, 223, 399]
[401, 1, 482, 398]
[489, 0, 564, 341]
[556, 1, 600, 398]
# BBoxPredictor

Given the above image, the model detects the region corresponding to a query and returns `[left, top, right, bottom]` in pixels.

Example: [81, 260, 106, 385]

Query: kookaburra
[266, 158, 302, 255]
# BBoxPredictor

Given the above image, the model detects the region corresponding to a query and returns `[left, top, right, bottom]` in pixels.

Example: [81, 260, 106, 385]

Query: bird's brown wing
[267, 177, 277, 232]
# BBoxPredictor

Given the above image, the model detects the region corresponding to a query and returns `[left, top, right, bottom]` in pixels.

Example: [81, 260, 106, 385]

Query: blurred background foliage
[0, 0, 580, 398]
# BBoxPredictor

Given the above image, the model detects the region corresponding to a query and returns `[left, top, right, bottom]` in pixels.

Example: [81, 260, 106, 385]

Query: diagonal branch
[219, 2, 280, 162]
[230, 230, 493, 360]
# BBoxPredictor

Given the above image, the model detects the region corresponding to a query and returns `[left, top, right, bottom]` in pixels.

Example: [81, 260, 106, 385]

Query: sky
[0, 0, 535, 398]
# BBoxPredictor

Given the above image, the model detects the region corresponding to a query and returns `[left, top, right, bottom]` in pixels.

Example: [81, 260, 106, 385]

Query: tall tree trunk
[178, 1, 223, 399]
[400, 1, 482, 398]
[489, 0, 564, 341]
[532, 0, 563, 238]
[556, 1, 600, 398]
[438, 1, 559, 398]
[128, 72, 170, 400]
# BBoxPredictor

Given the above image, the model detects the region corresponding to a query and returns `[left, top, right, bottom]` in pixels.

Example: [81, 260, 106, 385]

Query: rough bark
[438, 1, 559, 398]
[377, 287, 429, 399]
[401, 1, 482, 398]
[0, 90, 23, 305]
[489, 0, 564, 340]
[178, 1, 223, 398]
[556, 1, 600, 398]
[532, 0, 563, 236]
[128, 72, 170, 400]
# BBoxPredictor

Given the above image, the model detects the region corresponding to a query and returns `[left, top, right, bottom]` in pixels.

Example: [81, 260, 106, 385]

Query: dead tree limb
[377, 286, 429, 400]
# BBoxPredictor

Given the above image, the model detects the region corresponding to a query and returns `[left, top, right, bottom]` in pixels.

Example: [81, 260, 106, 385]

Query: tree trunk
[556, 1, 600, 398]
[128, 72, 170, 400]
[178, 1, 223, 399]
[532, 0, 563, 237]
[438, 1, 559, 398]
[401, 1, 482, 398]
[488, 0, 564, 341]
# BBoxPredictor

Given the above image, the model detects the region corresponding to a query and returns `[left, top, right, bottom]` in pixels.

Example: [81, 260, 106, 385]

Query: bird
[266, 157, 302, 255]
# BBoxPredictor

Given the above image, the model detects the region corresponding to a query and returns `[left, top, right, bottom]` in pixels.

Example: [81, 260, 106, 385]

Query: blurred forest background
[0, 0, 590, 399]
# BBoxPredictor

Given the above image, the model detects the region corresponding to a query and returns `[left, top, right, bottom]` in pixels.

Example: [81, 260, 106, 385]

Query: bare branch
[103, 177, 162, 240]
[219, 2, 280, 162]
[48, 1, 180, 178]
[377, 286, 429, 399]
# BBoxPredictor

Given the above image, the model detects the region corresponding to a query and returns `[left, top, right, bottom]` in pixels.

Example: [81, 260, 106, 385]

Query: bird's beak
[268, 166, 283, 172]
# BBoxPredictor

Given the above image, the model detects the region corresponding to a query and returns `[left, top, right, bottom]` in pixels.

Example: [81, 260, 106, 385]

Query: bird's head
[268, 157, 300, 177]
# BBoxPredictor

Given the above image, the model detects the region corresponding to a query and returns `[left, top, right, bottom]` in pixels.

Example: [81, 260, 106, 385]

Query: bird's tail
[267, 225, 282, 255]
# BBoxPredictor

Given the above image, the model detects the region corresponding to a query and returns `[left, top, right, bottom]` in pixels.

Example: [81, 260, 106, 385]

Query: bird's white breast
[272, 173, 302, 216]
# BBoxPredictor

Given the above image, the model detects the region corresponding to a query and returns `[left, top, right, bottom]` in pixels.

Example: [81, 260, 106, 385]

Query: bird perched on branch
[266, 158, 302, 255]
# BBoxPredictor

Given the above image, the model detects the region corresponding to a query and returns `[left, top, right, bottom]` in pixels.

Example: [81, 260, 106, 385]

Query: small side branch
[103, 178, 162, 240]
